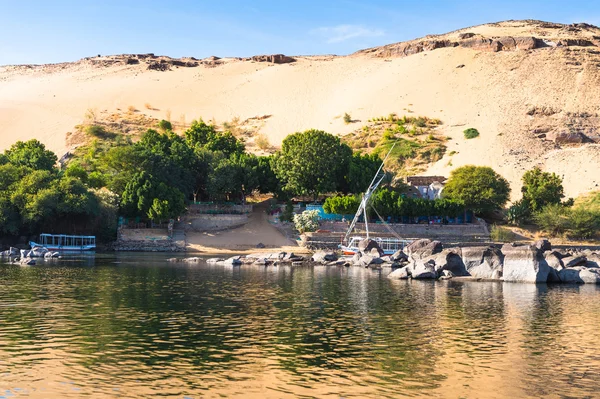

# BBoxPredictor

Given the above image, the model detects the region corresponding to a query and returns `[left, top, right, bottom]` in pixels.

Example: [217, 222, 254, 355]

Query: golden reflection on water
[1, 255, 600, 398]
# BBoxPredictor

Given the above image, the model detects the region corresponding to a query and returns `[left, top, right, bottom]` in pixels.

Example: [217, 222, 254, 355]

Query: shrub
[293, 210, 320, 233]
[144, 103, 153, 110]
[127, 105, 137, 113]
[490, 225, 514, 242]
[533, 204, 569, 237]
[85, 125, 115, 139]
[255, 134, 270, 150]
[567, 207, 600, 240]
[343, 113, 352, 124]
[463, 128, 480, 139]
[158, 119, 173, 132]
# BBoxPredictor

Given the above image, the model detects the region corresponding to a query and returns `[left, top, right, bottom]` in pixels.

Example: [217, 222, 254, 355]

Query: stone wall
[318, 221, 489, 240]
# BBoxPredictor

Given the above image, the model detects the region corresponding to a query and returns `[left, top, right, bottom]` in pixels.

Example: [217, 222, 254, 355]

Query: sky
[1, 0, 599, 65]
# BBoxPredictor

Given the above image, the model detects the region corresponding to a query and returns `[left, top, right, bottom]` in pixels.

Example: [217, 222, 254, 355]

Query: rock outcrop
[250, 54, 296, 64]
[502, 245, 550, 283]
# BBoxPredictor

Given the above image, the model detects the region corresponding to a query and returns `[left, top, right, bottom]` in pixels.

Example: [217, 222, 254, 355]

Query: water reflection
[1, 255, 600, 398]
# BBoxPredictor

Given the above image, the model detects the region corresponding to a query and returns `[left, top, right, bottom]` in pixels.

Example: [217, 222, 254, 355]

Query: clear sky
[1, 0, 599, 65]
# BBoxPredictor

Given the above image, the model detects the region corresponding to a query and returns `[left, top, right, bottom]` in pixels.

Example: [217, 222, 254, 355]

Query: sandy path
[185, 202, 304, 254]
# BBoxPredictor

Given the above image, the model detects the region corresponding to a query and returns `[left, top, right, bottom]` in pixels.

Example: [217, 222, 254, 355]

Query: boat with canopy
[29, 234, 96, 251]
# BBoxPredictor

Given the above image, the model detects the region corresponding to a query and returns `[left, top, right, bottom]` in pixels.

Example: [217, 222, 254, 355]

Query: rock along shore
[169, 238, 600, 285]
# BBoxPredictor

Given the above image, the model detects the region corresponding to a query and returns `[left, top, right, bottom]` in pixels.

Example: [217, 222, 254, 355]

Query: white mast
[344, 143, 396, 243]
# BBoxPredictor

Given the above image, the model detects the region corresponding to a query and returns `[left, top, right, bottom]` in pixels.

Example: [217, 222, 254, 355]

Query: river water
[1, 253, 600, 398]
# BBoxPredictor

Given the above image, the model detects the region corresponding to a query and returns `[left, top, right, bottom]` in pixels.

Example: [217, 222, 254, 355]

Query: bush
[490, 225, 514, 242]
[507, 199, 530, 225]
[255, 134, 270, 150]
[567, 207, 600, 240]
[85, 125, 116, 139]
[158, 120, 173, 132]
[293, 210, 320, 233]
[343, 113, 352, 124]
[521, 167, 564, 212]
[533, 204, 569, 237]
[463, 128, 480, 139]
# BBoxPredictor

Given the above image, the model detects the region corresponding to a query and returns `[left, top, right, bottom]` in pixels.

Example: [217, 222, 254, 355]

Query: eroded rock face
[410, 259, 437, 279]
[461, 246, 503, 279]
[546, 132, 587, 144]
[406, 239, 442, 259]
[502, 245, 550, 283]
[250, 54, 296, 64]
[428, 248, 468, 276]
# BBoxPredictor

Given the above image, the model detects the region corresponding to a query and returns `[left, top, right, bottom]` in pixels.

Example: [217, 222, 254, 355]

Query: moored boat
[340, 143, 411, 254]
[29, 233, 96, 251]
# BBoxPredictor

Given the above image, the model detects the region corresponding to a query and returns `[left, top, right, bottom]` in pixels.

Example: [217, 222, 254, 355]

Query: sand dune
[1, 20, 600, 199]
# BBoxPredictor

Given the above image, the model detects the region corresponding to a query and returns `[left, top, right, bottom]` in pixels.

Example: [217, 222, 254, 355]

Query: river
[1, 253, 600, 398]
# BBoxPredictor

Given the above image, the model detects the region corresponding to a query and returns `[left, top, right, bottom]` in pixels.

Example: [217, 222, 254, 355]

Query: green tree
[443, 165, 510, 214]
[521, 167, 564, 212]
[323, 194, 360, 215]
[185, 119, 244, 157]
[273, 129, 352, 199]
[345, 152, 382, 194]
[5, 139, 57, 171]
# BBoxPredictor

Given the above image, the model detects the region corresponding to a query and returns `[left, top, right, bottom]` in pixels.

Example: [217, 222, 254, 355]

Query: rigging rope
[370, 205, 406, 241]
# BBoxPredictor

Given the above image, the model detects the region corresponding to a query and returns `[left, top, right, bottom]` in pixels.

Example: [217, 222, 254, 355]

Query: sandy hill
[1, 20, 600, 199]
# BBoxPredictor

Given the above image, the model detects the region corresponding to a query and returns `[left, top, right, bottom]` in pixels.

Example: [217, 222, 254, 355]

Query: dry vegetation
[343, 114, 447, 176]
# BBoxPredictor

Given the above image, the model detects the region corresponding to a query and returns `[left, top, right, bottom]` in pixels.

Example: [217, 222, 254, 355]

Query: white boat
[339, 143, 411, 255]
[29, 233, 96, 251]
[341, 236, 410, 256]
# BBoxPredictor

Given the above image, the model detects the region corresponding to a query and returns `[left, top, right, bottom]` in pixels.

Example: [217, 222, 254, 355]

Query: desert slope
[1, 20, 600, 199]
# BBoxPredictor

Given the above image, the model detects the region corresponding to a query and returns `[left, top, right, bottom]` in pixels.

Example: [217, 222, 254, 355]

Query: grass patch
[463, 128, 480, 139]
[343, 112, 352, 124]
[490, 225, 515, 242]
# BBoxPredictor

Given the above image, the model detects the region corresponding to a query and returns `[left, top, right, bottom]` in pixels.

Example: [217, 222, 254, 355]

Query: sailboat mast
[343, 142, 397, 243]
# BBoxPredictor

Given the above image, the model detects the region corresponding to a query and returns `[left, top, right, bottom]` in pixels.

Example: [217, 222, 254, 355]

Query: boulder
[256, 243, 266, 249]
[206, 258, 225, 264]
[253, 258, 270, 265]
[558, 267, 600, 284]
[503, 245, 550, 283]
[406, 239, 442, 259]
[387, 266, 410, 279]
[462, 246, 503, 279]
[533, 239, 552, 252]
[410, 259, 437, 279]
[355, 254, 384, 267]
[562, 256, 587, 268]
[439, 270, 455, 280]
[44, 252, 53, 259]
[390, 249, 409, 262]
[30, 247, 49, 258]
[20, 258, 36, 265]
[544, 251, 565, 270]
[223, 256, 242, 266]
[546, 132, 586, 144]
[358, 239, 384, 257]
[20, 249, 31, 259]
[311, 251, 338, 263]
[428, 248, 468, 276]
[51, 252, 60, 258]
[4, 247, 19, 257]
[587, 254, 600, 268]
